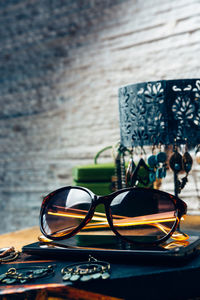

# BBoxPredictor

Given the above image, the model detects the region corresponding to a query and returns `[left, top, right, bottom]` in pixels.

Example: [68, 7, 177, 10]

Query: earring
[147, 154, 157, 183]
[120, 146, 127, 189]
[181, 143, 193, 190]
[147, 145, 167, 183]
[113, 145, 127, 190]
[126, 148, 136, 187]
[169, 141, 192, 194]
[130, 157, 150, 187]
[61, 255, 110, 282]
[169, 147, 183, 174]
[147, 145, 156, 183]
[169, 143, 183, 195]
[155, 145, 167, 179]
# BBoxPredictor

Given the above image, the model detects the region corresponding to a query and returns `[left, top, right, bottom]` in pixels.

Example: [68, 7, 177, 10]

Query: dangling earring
[147, 145, 157, 184]
[181, 142, 193, 190]
[130, 147, 150, 187]
[114, 145, 127, 190]
[169, 140, 193, 195]
[126, 148, 136, 187]
[120, 146, 127, 189]
[169, 142, 183, 195]
[169, 146, 183, 174]
[155, 145, 167, 179]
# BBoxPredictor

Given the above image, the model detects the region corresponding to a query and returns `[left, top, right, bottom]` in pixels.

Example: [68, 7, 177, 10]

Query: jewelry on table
[61, 255, 111, 282]
[0, 265, 55, 284]
[0, 247, 20, 263]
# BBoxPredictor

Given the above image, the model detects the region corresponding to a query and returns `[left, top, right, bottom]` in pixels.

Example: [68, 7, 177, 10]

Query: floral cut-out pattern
[119, 79, 200, 148]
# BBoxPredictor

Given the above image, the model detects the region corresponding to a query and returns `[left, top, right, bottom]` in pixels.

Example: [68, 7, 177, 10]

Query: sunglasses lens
[41, 187, 92, 238]
[110, 189, 177, 243]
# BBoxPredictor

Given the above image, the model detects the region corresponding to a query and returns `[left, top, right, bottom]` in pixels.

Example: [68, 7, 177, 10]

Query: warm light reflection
[48, 211, 107, 222]
[47, 209, 177, 236]
[170, 231, 189, 241]
[51, 205, 123, 219]
[48, 210, 176, 226]
[154, 223, 189, 241]
[162, 240, 189, 249]
[47, 207, 188, 241]
[113, 217, 176, 227]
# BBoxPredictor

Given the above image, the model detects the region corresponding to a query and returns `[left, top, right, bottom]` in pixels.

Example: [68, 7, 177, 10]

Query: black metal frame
[118, 78, 200, 148]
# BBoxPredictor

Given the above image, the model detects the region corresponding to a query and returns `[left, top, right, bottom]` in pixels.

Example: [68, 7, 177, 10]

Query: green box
[72, 162, 115, 195]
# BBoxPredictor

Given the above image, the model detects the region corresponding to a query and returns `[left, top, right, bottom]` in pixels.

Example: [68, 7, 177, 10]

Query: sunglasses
[39, 186, 187, 245]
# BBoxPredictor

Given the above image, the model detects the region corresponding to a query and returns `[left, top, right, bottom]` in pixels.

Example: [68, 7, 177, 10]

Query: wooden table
[0, 227, 122, 300]
[0, 226, 41, 251]
[0, 215, 200, 300]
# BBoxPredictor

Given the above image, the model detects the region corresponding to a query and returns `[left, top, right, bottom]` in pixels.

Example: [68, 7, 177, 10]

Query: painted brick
[0, 0, 200, 233]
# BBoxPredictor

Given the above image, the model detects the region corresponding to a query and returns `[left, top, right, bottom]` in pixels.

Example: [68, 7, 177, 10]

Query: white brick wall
[1, 0, 200, 233]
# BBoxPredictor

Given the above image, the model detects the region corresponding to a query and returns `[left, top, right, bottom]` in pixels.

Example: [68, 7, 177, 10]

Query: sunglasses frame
[40, 186, 187, 245]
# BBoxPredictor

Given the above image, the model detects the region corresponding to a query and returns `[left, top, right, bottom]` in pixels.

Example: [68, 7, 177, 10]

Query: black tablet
[22, 234, 200, 263]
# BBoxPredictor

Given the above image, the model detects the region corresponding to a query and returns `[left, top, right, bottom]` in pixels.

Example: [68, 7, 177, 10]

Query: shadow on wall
[0, 0, 128, 234]
[1, 0, 200, 234]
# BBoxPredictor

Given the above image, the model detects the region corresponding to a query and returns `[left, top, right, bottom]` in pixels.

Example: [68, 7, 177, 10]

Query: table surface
[0, 226, 40, 250]
[0, 215, 200, 300]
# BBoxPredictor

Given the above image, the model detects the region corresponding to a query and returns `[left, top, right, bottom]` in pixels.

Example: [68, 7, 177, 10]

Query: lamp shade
[118, 79, 200, 148]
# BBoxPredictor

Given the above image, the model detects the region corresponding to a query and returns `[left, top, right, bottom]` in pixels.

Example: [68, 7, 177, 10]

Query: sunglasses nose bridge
[93, 195, 109, 205]
[93, 195, 110, 215]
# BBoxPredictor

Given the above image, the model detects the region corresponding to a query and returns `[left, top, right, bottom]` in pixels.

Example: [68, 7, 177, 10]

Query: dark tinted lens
[110, 189, 177, 243]
[41, 187, 92, 238]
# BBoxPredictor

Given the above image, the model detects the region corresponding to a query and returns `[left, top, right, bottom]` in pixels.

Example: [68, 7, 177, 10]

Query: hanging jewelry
[130, 152, 150, 187]
[61, 255, 110, 282]
[181, 142, 193, 190]
[169, 140, 192, 195]
[125, 148, 136, 187]
[147, 144, 167, 183]
[113, 145, 129, 190]
[169, 143, 183, 195]
[120, 146, 127, 189]
[169, 148, 183, 173]
[155, 145, 167, 179]
[147, 144, 157, 184]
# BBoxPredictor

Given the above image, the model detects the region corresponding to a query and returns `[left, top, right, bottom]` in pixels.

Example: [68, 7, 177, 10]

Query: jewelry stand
[118, 78, 200, 196]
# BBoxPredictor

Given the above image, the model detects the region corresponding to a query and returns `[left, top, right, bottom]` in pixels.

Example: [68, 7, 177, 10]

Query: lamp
[118, 79, 200, 196]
